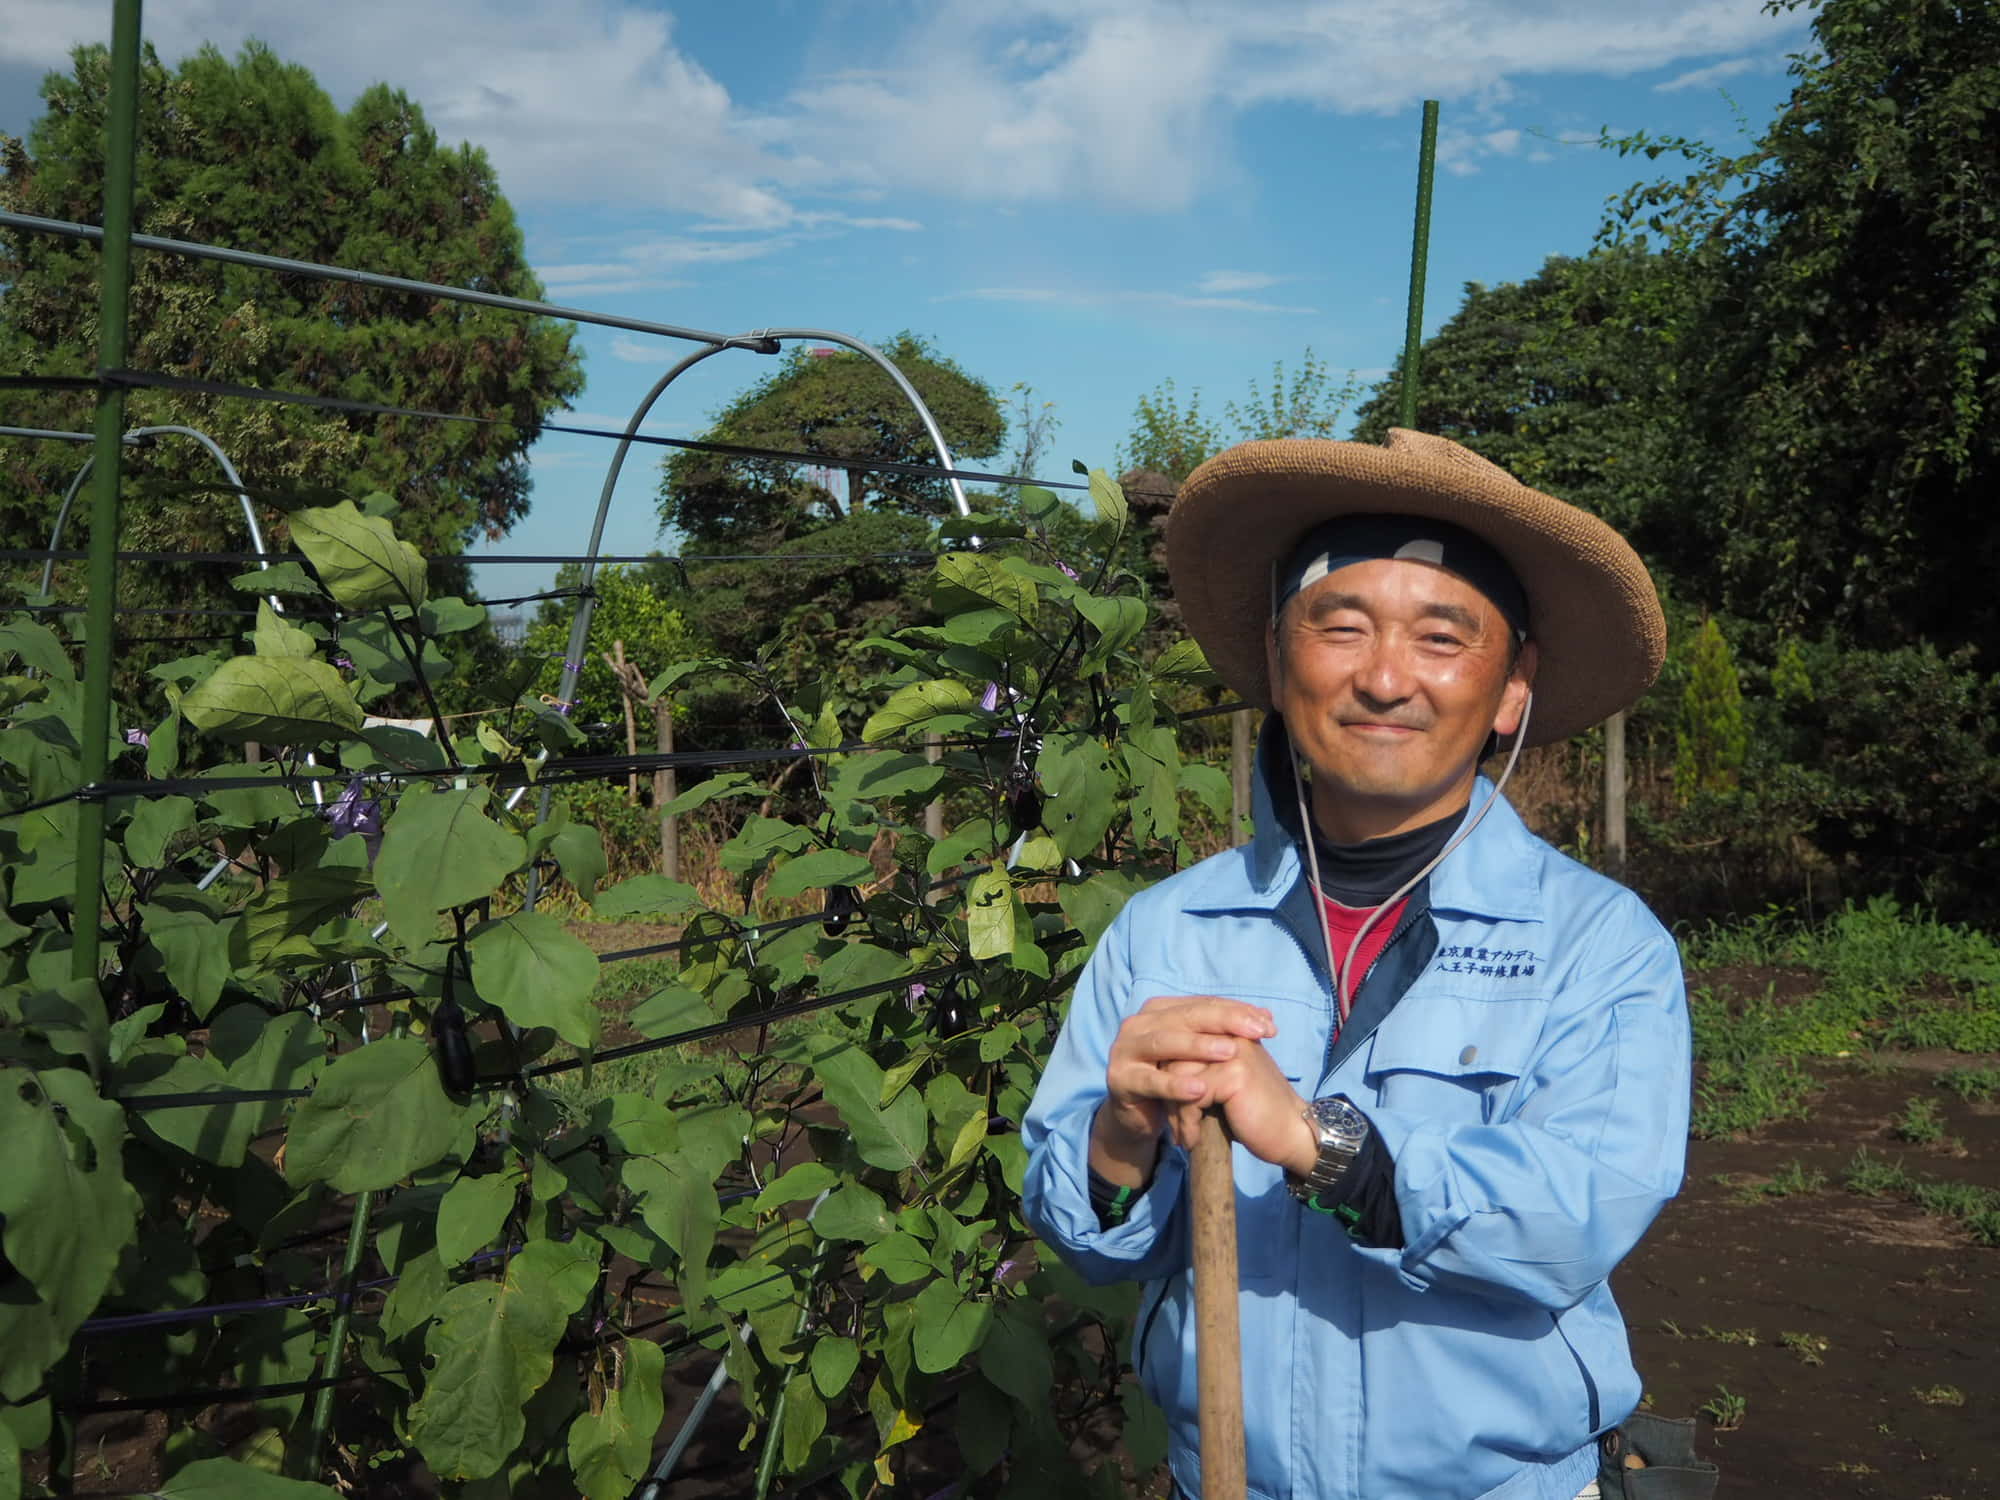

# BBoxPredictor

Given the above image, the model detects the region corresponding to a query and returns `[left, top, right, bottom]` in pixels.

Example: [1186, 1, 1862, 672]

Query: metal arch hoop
[37, 424, 332, 848]
[516, 328, 973, 853]
[38, 424, 286, 610]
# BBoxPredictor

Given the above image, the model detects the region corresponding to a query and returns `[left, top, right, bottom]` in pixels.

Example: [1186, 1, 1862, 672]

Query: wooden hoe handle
[1189, 1110, 1247, 1500]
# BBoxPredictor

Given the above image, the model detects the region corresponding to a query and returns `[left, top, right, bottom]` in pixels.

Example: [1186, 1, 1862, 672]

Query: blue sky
[2, 2, 1811, 597]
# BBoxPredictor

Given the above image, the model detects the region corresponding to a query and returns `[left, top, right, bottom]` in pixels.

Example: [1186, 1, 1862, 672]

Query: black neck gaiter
[1307, 807, 1464, 907]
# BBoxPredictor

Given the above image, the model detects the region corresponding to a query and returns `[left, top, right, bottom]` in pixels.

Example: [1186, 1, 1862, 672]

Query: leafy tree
[1119, 350, 1361, 483]
[523, 564, 697, 734]
[1117, 377, 1224, 483]
[1349, 251, 1680, 543]
[1226, 350, 1364, 444]
[0, 42, 583, 622]
[657, 334, 1005, 551]
[1674, 617, 1749, 800]
[1600, 0, 2000, 656]
[998, 380, 1062, 481]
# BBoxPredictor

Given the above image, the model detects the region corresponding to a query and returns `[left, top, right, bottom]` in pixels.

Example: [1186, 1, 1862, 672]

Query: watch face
[1310, 1096, 1369, 1143]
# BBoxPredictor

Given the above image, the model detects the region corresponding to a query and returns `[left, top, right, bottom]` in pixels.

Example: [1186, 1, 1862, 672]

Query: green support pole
[71, 0, 145, 985]
[297, 1188, 375, 1479]
[1398, 99, 1440, 432]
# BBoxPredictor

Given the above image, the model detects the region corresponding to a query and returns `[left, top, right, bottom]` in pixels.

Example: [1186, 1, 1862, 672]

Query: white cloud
[950, 284, 1317, 317]
[1437, 124, 1530, 176]
[768, 0, 1804, 209]
[1197, 270, 1282, 294]
[1654, 55, 1762, 91]
[3, 0, 1805, 218]
[1, 1, 805, 223]
[609, 335, 666, 364]
[537, 231, 791, 297]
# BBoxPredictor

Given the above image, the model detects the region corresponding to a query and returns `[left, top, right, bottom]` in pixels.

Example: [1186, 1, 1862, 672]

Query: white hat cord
[1290, 688, 1535, 1023]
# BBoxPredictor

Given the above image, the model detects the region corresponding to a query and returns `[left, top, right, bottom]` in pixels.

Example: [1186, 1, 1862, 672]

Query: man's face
[1265, 556, 1535, 843]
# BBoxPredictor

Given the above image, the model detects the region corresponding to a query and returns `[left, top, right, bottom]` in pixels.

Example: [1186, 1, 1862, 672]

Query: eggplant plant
[0, 473, 1224, 1498]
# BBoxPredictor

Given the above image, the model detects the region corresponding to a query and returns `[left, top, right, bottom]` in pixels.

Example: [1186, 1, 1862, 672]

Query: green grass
[1912, 1385, 1965, 1407]
[1735, 1159, 1827, 1200]
[1683, 899, 2000, 1136]
[1843, 1149, 2000, 1246]
[1892, 1095, 1947, 1145]
[1938, 1065, 2000, 1103]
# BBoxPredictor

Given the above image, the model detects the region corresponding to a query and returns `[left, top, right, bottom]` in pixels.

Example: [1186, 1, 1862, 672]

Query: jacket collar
[1188, 712, 1545, 924]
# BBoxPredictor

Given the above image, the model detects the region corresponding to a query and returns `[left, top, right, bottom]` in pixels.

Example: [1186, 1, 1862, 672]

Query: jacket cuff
[1344, 1103, 1470, 1290]
[1031, 1105, 1187, 1269]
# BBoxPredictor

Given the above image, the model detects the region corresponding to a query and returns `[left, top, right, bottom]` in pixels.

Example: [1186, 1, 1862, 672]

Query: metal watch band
[1287, 1095, 1370, 1205]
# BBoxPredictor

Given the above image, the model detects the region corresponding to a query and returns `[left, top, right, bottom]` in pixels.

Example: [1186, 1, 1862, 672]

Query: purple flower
[904, 982, 928, 1011]
[1057, 561, 1080, 581]
[326, 776, 384, 862]
[978, 682, 1001, 713]
[333, 655, 354, 670]
[123, 728, 149, 748]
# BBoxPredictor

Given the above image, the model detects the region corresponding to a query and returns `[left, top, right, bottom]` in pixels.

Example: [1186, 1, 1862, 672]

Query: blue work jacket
[1022, 735, 1690, 1500]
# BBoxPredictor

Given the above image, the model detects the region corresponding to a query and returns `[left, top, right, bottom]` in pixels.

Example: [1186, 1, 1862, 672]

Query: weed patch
[1939, 1065, 2000, 1103]
[1685, 900, 2000, 1134]
[1699, 1386, 1748, 1430]
[1893, 1096, 1947, 1145]
[1727, 1159, 1827, 1201]
[1778, 1331, 1828, 1366]
[1691, 1056, 1814, 1138]
[1843, 1149, 2000, 1245]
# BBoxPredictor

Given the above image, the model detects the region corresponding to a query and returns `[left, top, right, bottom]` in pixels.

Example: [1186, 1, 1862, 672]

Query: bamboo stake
[1190, 1112, 1246, 1500]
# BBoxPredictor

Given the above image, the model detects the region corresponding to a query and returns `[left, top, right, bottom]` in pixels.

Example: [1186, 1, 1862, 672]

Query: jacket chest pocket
[1361, 993, 1549, 1124]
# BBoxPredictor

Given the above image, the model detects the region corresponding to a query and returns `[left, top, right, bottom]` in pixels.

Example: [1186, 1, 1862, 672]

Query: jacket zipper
[1320, 898, 1425, 1081]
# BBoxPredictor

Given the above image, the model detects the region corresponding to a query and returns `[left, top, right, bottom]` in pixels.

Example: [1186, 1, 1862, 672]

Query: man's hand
[1091, 995, 1273, 1186]
[1090, 995, 1317, 1187]
[1160, 1046, 1318, 1179]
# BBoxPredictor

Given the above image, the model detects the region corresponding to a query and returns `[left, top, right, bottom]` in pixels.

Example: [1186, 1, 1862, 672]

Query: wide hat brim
[1166, 430, 1665, 747]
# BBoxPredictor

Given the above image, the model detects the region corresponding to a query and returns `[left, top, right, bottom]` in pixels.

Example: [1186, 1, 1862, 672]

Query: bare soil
[1614, 1058, 1998, 1498]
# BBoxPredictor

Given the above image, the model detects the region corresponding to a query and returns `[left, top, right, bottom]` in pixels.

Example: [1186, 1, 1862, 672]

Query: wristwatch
[1286, 1095, 1371, 1206]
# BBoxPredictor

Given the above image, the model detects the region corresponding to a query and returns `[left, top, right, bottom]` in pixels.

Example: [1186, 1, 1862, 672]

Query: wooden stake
[1230, 708, 1253, 847]
[609, 639, 639, 803]
[1603, 708, 1627, 878]
[656, 693, 678, 880]
[1190, 1112, 1247, 1500]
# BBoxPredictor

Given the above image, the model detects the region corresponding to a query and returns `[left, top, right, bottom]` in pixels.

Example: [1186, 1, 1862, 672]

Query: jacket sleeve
[1021, 901, 1190, 1286]
[1353, 912, 1689, 1310]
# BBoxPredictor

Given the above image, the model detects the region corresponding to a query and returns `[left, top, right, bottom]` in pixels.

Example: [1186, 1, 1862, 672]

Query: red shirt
[1319, 893, 1408, 1026]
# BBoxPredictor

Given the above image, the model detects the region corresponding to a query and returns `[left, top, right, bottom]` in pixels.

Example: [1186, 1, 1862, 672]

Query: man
[1022, 431, 1692, 1500]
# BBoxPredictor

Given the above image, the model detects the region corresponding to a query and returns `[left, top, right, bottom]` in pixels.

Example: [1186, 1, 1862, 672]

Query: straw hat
[1166, 430, 1665, 747]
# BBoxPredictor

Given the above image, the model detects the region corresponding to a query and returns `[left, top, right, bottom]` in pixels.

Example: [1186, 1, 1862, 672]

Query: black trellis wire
[0, 363, 1179, 503]
[57, 1267, 783, 1423]
[0, 735, 975, 822]
[56, 1373, 369, 1417]
[8, 547, 950, 569]
[75, 1186, 771, 1343]
[115, 949, 981, 1113]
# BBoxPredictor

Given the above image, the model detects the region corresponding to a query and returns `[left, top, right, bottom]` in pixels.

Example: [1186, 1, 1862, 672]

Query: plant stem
[385, 610, 459, 765]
